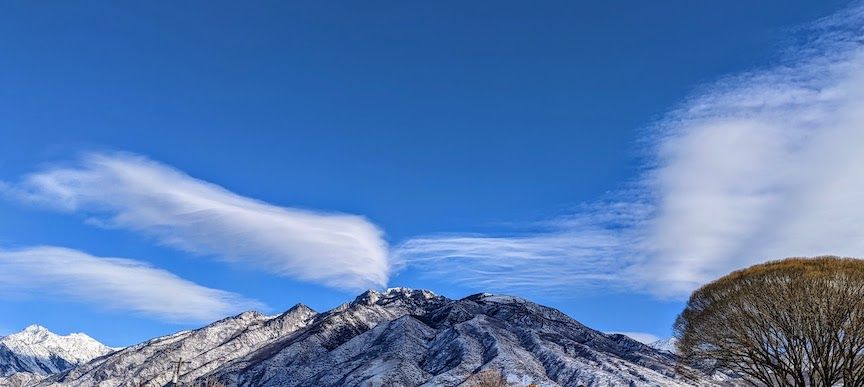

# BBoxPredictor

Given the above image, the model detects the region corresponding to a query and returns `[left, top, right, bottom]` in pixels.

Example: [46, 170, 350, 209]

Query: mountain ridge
[13, 288, 730, 386]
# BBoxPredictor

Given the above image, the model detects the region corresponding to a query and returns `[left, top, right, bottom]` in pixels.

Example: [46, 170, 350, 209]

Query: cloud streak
[5, 153, 391, 290]
[395, 203, 646, 296]
[397, 3, 864, 298]
[0, 246, 261, 322]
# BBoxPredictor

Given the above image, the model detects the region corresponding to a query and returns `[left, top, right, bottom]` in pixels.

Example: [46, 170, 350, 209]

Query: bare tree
[675, 256, 864, 386]
[465, 369, 508, 387]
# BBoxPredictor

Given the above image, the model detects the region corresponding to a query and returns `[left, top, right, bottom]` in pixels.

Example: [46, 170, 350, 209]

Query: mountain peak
[270, 303, 317, 323]
[385, 287, 438, 298]
[383, 286, 423, 294]
[352, 287, 439, 306]
[0, 325, 113, 377]
[6, 325, 56, 344]
[352, 289, 382, 305]
[22, 325, 48, 334]
[286, 303, 315, 314]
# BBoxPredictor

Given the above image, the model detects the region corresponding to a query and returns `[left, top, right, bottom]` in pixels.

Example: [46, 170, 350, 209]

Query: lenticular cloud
[6, 152, 391, 290]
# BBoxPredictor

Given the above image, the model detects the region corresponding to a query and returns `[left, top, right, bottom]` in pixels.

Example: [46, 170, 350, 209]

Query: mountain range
[1, 288, 728, 386]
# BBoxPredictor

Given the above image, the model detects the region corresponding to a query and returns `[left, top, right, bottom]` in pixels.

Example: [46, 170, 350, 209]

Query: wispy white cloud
[395, 203, 647, 296]
[0, 246, 261, 322]
[5, 152, 391, 290]
[397, 3, 864, 298]
[629, 3, 864, 296]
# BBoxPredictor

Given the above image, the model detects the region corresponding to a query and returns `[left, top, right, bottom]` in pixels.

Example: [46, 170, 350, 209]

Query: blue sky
[1, 0, 862, 346]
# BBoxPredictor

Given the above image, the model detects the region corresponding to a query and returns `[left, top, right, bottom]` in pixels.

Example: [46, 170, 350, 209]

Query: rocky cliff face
[33, 289, 728, 386]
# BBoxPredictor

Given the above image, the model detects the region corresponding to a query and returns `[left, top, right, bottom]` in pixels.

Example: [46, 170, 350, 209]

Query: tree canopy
[675, 256, 864, 386]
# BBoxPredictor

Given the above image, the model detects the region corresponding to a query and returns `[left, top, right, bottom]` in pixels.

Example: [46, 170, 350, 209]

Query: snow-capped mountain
[0, 325, 113, 377]
[37, 288, 728, 386]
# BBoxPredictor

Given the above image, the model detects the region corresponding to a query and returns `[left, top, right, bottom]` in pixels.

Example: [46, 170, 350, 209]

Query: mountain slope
[37, 289, 726, 386]
[204, 290, 704, 386]
[41, 305, 316, 387]
[0, 325, 113, 377]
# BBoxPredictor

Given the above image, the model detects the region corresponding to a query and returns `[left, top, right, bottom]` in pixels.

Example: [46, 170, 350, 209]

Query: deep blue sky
[0, 0, 854, 346]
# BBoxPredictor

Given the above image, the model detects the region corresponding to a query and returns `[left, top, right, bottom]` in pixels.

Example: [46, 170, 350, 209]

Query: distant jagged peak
[8, 325, 54, 342]
[2, 325, 104, 349]
[0, 324, 113, 376]
[352, 287, 441, 306]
